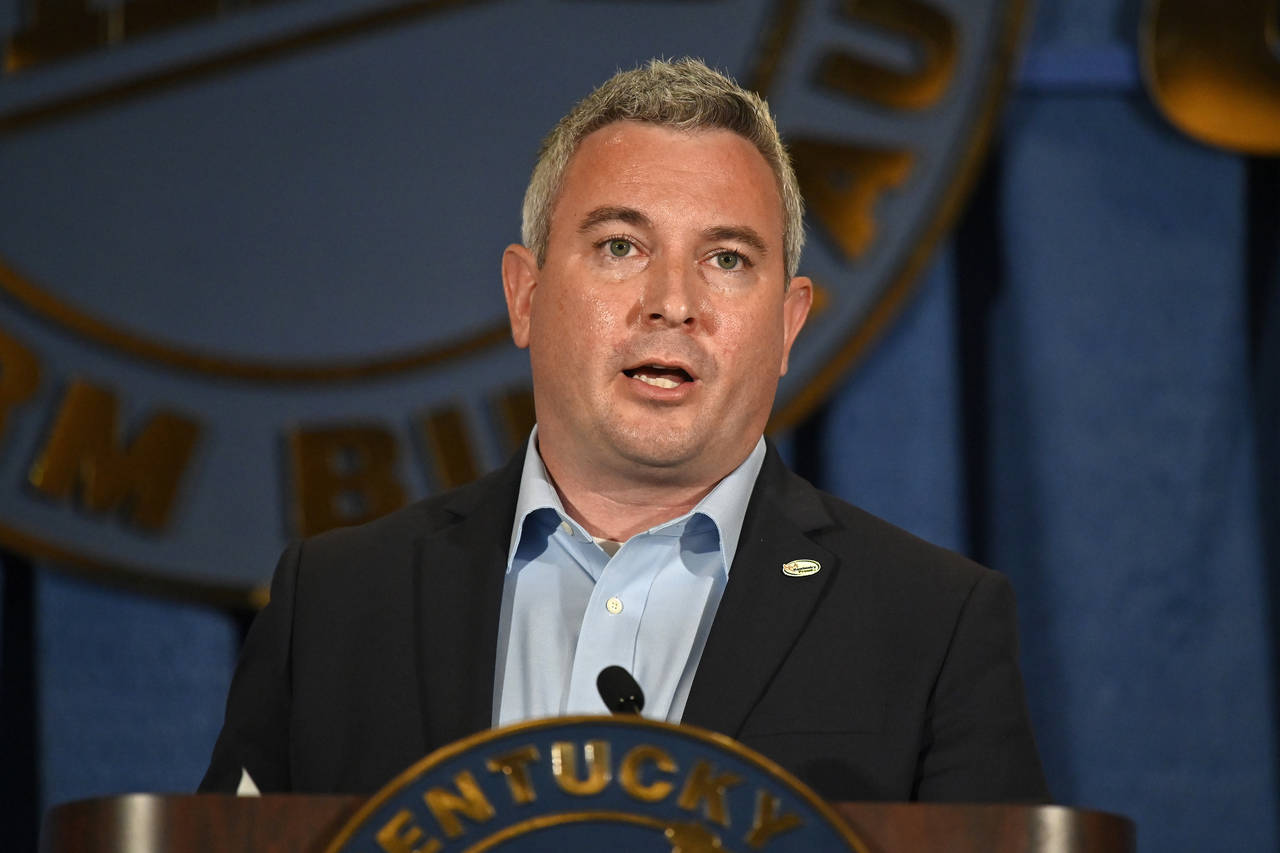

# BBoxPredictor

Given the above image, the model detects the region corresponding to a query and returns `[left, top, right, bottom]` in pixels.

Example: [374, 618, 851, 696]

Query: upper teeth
[637, 375, 680, 389]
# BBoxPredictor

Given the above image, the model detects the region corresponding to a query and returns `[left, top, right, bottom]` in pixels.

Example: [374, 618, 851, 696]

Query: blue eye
[608, 239, 632, 257]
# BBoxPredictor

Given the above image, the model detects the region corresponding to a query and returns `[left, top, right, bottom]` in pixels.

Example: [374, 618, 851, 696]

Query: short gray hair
[521, 58, 805, 279]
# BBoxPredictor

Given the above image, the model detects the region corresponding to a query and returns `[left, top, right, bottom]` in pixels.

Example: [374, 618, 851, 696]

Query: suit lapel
[682, 445, 838, 738]
[412, 451, 523, 749]
[408, 441, 839, 746]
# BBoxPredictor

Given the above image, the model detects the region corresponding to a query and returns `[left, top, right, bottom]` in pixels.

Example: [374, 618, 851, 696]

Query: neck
[537, 446, 733, 542]
[551, 476, 713, 541]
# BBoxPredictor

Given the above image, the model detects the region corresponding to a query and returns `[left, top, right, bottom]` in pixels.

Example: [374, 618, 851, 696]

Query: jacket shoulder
[818, 490, 988, 585]
[297, 452, 522, 563]
[758, 445, 991, 595]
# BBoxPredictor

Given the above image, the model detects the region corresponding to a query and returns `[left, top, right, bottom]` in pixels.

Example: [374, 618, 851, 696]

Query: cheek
[576, 290, 618, 338]
[536, 286, 630, 366]
[723, 306, 786, 372]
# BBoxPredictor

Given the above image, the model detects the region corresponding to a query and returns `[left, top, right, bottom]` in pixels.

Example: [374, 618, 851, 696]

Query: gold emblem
[782, 559, 821, 578]
[325, 716, 872, 853]
[0, 1, 1025, 606]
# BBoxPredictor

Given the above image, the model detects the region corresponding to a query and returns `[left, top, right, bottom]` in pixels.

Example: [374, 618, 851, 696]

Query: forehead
[552, 121, 785, 242]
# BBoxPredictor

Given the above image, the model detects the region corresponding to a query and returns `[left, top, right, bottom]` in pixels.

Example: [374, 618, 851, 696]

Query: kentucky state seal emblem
[325, 717, 871, 853]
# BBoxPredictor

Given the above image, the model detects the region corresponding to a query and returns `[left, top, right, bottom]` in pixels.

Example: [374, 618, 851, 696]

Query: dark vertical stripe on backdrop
[1246, 157, 1279, 367]
[952, 149, 1005, 565]
[1, 550, 40, 853]
[235, 608, 256, 649]
[790, 400, 832, 493]
[1246, 155, 1280, 798]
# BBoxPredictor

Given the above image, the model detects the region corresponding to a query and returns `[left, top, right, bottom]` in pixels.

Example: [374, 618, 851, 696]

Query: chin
[608, 429, 705, 473]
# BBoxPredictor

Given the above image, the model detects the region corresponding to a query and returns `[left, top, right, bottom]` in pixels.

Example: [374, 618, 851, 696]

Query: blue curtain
[3, 2, 1277, 851]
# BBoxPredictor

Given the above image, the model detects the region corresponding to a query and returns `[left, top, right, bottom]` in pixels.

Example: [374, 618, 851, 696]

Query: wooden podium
[41, 794, 1135, 852]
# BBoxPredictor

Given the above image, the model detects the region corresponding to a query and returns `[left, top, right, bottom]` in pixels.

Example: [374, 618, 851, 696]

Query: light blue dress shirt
[493, 429, 766, 727]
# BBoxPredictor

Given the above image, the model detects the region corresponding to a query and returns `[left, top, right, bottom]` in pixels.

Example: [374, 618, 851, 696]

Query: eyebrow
[578, 207, 772, 256]
[578, 206, 653, 233]
[701, 225, 769, 256]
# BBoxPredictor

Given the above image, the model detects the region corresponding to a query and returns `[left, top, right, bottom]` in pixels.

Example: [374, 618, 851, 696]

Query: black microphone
[596, 665, 645, 715]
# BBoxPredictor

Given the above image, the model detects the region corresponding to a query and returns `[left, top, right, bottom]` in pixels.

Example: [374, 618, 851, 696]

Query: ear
[778, 275, 813, 377]
[502, 244, 539, 349]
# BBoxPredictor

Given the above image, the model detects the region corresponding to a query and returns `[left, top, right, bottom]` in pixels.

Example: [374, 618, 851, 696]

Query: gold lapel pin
[782, 559, 821, 578]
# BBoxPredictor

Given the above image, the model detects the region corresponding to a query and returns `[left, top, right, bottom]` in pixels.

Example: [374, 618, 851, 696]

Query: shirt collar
[685, 437, 765, 573]
[506, 426, 766, 575]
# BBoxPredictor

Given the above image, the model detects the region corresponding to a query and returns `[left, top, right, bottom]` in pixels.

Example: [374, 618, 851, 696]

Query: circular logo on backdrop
[324, 716, 870, 853]
[0, 0, 1026, 601]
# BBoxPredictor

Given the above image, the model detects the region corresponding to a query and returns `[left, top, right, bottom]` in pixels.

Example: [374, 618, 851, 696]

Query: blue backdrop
[1, 1, 1277, 851]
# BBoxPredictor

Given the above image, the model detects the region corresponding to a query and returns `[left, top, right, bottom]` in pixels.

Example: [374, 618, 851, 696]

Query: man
[201, 59, 1048, 803]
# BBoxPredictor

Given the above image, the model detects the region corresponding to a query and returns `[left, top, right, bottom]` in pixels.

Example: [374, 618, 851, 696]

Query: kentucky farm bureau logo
[325, 717, 870, 852]
[0, 0, 1024, 600]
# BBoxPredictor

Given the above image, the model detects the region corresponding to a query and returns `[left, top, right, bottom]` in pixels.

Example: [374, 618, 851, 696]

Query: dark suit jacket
[201, 444, 1048, 802]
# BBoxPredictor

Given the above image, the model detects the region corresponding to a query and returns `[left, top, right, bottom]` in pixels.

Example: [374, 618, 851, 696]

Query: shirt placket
[562, 531, 670, 715]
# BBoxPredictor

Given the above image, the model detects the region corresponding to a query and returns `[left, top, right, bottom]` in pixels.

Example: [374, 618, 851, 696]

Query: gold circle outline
[462, 810, 669, 853]
[769, 0, 1032, 432]
[0, 0, 1030, 602]
[0, 256, 513, 383]
[0, 519, 266, 610]
[322, 715, 874, 853]
[0, 0, 1027, 395]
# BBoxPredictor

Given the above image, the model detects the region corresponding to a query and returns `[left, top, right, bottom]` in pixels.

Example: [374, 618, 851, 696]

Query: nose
[642, 257, 701, 329]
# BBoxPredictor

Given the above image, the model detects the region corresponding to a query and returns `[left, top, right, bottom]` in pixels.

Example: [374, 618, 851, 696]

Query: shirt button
[559, 521, 573, 536]
[605, 596, 623, 614]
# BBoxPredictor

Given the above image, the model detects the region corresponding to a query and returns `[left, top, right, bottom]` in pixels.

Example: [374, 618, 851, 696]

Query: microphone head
[596, 665, 645, 715]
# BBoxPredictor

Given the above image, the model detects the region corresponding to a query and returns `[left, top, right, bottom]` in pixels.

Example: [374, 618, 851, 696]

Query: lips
[623, 363, 695, 389]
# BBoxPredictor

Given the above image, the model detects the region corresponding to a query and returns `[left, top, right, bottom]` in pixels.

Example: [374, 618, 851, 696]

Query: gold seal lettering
[423, 770, 496, 839]
[287, 424, 407, 537]
[485, 745, 541, 805]
[493, 386, 536, 456]
[743, 789, 803, 849]
[417, 406, 480, 490]
[816, 0, 958, 111]
[28, 378, 200, 530]
[619, 744, 678, 803]
[0, 328, 40, 439]
[550, 740, 612, 796]
[375, 808, 441, 853]
[676, 760, 742, 828]
[789, 139, 915, 262]
[5, 0, 240, 73]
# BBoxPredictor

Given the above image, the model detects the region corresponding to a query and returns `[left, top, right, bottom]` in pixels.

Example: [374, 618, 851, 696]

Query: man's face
[503, 121, 811, 489]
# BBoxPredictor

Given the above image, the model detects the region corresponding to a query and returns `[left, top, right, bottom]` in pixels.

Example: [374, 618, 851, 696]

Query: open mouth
[623, 364, 694, 389]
